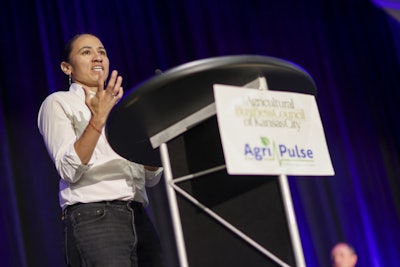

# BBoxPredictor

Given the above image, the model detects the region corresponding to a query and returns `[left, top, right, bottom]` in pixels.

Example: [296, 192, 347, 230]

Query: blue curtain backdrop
[1, 0, 399, 266]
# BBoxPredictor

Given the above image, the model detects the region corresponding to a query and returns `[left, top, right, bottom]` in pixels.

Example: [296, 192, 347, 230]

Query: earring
[68, 74, 72, 85]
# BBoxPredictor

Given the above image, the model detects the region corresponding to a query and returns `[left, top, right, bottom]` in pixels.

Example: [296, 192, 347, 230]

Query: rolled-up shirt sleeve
[38, 94, 91, 183]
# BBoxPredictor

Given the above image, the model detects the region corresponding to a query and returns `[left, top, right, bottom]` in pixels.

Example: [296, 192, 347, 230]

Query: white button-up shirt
[38, 83, 162, 210]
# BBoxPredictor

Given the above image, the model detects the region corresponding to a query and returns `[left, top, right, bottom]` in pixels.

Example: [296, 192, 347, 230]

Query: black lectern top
[106, 55, 317, 166]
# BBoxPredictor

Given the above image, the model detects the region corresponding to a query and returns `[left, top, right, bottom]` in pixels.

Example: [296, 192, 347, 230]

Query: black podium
[106, 55, 317, 267]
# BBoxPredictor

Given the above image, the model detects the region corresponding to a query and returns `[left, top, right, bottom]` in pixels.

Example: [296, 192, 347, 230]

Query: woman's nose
[93, 52, 103, 61]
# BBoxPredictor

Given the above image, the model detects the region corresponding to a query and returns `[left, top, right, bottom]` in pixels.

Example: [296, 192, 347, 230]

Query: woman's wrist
[88, 121, 102, 134]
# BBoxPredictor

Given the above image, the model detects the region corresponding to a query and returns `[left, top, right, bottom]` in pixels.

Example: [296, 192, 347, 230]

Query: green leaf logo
[261, 136, 269, 147]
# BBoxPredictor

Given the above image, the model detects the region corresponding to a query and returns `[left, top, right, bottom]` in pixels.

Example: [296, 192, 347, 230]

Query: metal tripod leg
[279, 174, 306, 267]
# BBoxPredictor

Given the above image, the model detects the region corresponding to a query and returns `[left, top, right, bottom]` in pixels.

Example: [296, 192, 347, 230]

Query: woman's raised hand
[84, 70, 124, 126]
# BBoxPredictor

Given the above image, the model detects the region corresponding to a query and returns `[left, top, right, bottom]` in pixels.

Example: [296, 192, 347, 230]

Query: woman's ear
[60, 61, 72, 75]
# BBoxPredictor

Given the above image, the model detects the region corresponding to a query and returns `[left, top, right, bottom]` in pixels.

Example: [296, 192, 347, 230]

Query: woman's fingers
[106, 70, 117, 93]
[113, 76, 123, 97]
[114, 87, 124, 104]
[97, 70, 106, 91]
[105, 70, 123, 97]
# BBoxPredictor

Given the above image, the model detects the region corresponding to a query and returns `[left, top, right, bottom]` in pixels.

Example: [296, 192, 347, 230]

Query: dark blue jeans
[63, 201, 164, 267]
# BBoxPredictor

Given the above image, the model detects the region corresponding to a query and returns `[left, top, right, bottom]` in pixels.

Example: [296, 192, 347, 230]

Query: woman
[38, 33, 164, 267]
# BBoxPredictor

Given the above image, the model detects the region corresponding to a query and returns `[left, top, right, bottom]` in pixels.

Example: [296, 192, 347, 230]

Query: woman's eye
[82, 50, 90, 55]
[99, 50, 106, 55]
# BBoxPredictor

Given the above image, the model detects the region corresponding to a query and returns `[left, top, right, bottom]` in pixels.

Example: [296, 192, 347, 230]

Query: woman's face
[64, 34, 110, 90]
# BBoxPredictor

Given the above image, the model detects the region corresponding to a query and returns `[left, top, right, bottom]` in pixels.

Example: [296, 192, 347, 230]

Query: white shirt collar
[70, 83, 96, 99]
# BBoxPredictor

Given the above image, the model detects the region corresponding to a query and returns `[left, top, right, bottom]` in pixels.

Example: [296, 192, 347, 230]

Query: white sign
[213, 84, 334, 176]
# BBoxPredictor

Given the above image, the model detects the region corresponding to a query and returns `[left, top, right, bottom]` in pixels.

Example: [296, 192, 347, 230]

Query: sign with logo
[213, 84, 334, 176]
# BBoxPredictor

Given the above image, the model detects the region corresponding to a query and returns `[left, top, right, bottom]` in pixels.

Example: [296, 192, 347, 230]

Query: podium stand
[106, 55, 317, 267]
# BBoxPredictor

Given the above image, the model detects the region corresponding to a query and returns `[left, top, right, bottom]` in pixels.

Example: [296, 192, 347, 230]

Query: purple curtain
[1, 0, 399, 266]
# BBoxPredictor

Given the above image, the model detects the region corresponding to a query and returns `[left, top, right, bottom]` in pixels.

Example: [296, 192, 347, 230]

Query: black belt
[102, 200, 144, 210]
[63, 200, 144, 219]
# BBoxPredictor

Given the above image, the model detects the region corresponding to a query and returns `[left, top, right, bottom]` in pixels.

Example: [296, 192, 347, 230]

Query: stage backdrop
[1, 0, 399, 266]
